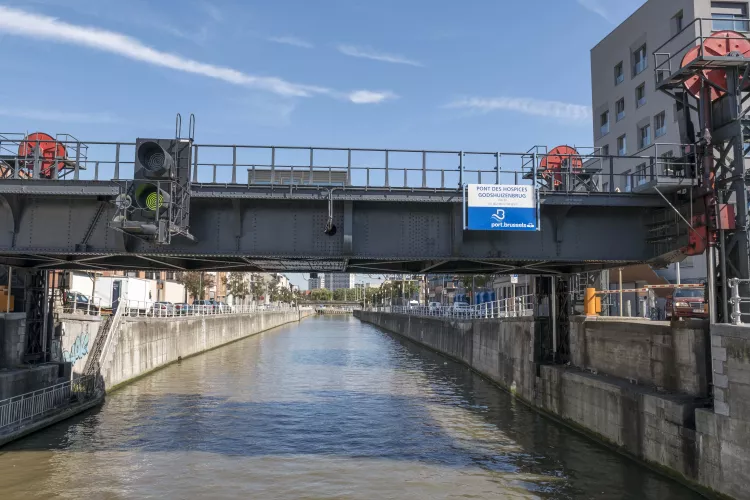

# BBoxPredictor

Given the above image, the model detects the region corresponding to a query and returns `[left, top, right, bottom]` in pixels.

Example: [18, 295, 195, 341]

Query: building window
[672, 11, 684, 35]
[617, 134, 627, 156]
[144, 271, 157, 280]
[624, 169, 632, 192]
[600, 111, 610, 137]
[712, 2, 750, 31]
[615, 61, 624, 85]
[633, 44, 647, 75]
[166, 271, 177, 281]
[635, 162, 648, 186]
[639, 123, 652, 149]
[616, 98, 625, 121]
[636, 83, 647, 108]
[655, 111, 667, 138]
[601, 144, 610, 157]
[602, 182, 609, 192]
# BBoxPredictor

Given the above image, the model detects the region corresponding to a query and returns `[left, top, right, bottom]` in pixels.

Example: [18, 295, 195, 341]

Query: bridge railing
[379, 295, 535, 320]
[0, 135, 697, 195]
[0, 374, 98, 434]
[121, 300, 295, 318]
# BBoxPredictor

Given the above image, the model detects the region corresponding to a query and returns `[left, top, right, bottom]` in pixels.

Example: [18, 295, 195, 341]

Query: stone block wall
[570, 317, 710, 397]
[694, 324, 750, 499]
[0, 313, 26, 368]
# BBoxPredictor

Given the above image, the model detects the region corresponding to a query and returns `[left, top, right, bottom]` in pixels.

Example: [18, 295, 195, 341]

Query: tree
[249, 273, 265, 302]
[177, 272, 215, 301]
[223, 273, 250, 304]
[310, 289, 333, 302]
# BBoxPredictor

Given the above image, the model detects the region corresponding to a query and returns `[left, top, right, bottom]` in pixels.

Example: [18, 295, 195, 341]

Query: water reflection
[0, 316, 701, 499]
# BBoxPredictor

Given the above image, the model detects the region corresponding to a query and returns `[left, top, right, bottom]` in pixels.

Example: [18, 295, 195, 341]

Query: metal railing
[0, 135, 697, 195]
[121, 300, 295, 318]
[729, 278, 750, 325]
[371, 295, 534, 320]
[0, 375, 98, 434]
[53, 290, 103, 316]
[653, 17, 750, 86]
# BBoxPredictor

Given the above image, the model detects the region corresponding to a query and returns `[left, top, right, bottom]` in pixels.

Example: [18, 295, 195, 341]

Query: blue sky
[0, 0, 644, 288]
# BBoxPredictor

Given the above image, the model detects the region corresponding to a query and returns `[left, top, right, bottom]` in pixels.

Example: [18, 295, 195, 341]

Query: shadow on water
[0, 316, 704, 500]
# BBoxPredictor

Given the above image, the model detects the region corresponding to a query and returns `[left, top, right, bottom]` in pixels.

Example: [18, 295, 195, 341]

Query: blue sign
[467, 184, 537, 231]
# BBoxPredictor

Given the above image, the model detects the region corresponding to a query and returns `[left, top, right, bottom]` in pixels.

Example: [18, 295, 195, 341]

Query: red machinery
[16, 132, 67, 178]
[678, 31, 746, 259]
[538, 145, 582, 188]
[681, 30, 750, 101]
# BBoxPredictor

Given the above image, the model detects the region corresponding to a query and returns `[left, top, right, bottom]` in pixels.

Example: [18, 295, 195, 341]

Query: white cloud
[348, 90, 397, 104]
[0, 6, 392, 104]
[446, 97, 592, 122]
[268, 35, 314, 49]
[0, 107, 116, 123]
[337, 45, 423, 67]
[576, 0, 643, 24]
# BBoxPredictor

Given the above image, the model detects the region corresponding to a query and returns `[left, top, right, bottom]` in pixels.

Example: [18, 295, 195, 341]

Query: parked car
[64, 291, 92, 313]
[149, 301, 174, 316]
[216, 301, 233, 313]
[671, 287, 708, 319]
[193, 299, 218, 313]
[428, 302, 442, 312]
[452, 301, 472, 317]
[174, 303, 193, 315]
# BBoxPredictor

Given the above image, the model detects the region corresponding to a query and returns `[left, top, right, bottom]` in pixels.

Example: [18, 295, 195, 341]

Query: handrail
[0, 375, 98, 433]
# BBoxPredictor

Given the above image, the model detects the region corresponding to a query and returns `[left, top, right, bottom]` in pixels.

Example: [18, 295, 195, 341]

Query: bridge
[0, 132, 684, 275]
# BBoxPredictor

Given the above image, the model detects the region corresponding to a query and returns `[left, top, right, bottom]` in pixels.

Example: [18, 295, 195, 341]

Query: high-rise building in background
[308, 274, 325, 290]
[324, 273, 356, 290]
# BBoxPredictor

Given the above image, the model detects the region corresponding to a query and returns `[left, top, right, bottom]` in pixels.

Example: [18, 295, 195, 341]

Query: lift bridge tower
[654, 24, 750, 323]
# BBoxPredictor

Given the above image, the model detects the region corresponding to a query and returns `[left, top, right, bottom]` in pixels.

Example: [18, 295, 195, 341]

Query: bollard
[584, 288, 597, 315]
[626, 300, 632, 317]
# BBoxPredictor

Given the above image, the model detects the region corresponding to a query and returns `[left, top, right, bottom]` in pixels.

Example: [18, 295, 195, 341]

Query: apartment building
[590, 0, 748, 281]
[308, 273, 325, 290]
[323, 273, 356, 291]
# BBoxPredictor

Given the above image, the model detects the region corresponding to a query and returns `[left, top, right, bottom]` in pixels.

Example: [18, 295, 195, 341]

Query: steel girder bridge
[0, 119, 689, 276]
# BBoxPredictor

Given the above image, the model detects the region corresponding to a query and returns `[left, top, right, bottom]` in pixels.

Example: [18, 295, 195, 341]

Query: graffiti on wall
[62, 331, 90, 364]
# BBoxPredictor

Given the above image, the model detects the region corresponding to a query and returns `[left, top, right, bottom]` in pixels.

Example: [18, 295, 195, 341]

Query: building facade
[323, 273, 356, 290]
[308, 274, 325, 290]
[590, 0, 747, 282]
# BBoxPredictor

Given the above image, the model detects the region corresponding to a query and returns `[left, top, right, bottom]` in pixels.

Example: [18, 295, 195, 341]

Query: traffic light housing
[135, 139, 176, 180]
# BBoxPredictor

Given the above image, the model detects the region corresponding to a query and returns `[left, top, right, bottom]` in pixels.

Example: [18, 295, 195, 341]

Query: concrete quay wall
[101, 309, 313, 390]
[355, 311, 736, 499]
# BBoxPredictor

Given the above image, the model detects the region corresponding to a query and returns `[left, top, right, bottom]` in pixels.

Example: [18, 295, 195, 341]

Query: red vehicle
[668, 287, 708, 319]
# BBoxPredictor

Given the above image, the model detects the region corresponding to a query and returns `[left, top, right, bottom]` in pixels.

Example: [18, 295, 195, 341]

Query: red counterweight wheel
[539, 145, 582, 187]
[681, 30, 750, 101]
[17, 132, 67, 178]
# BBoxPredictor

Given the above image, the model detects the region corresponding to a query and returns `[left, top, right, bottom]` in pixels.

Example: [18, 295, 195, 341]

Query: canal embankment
[355, 310, 748, 500]
[0, 308, 313, 447]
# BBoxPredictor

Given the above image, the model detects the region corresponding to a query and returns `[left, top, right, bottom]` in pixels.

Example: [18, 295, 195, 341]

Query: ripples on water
[0, 316, 703, 499]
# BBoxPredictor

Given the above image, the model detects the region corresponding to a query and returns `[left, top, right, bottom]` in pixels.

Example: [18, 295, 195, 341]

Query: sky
[0, 0, 645, 288]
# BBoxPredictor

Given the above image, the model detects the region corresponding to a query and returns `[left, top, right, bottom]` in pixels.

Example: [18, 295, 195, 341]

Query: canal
[0, 316, 702, 499]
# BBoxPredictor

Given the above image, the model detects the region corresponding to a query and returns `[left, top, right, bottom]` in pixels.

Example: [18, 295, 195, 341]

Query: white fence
[372, 296, 535, 320]
[0, 375, 98, 434]
[121, 300, 296, 318]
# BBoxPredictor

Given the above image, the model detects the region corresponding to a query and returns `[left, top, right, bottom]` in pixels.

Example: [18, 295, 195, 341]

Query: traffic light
[110, 134, 193, 245]
[133, 182, 171, 212]
[135, 139, 175, 180]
